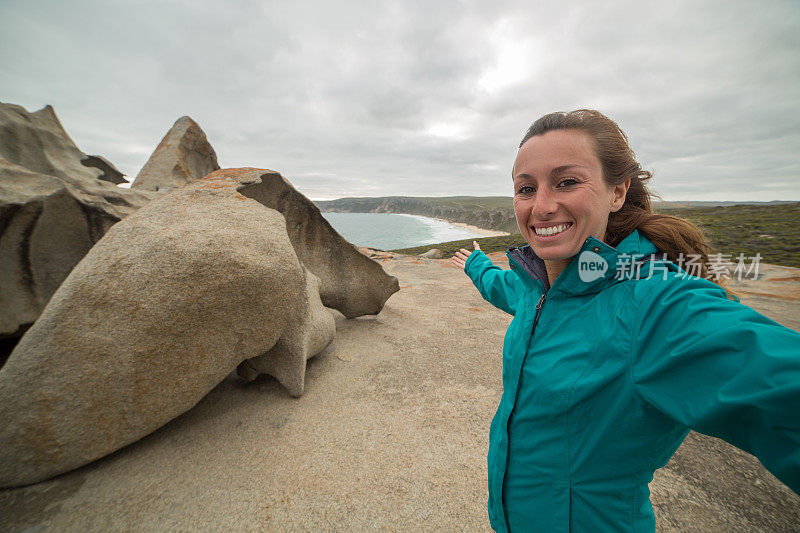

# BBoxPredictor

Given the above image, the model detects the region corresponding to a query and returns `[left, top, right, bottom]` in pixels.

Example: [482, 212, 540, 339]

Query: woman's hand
[452, 241, 481, 270]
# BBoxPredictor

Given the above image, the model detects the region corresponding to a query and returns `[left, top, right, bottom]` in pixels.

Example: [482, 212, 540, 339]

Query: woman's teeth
[534, 223, 572, 236]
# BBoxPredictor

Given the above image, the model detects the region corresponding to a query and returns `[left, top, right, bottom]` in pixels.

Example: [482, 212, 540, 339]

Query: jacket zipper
[510, 291, 546, 413]
[502, 254, 549, 531]
[532, 292, 546, 333]
[513, 294, 546, 396]
[499, 290, 547, 531]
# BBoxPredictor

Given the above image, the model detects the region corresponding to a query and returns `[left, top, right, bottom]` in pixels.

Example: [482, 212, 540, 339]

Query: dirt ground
[1, 252, 798, 531]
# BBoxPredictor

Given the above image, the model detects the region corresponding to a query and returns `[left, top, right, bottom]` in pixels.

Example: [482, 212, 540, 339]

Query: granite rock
[233, 169, 400, 317]
[131, 116, 219, 192]
[420, 248, 443, 259]
[0, 103, 157, 339]
[0, 171, 306, 488]
[0, 102, 126, 185]
[238, 268, 335, 397]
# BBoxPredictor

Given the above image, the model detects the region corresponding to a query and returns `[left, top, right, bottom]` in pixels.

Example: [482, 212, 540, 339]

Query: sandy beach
[432, 218, 510, 238]
[1, 253, 798, 531]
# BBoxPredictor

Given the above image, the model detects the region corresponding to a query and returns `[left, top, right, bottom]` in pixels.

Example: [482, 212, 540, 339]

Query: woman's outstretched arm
[454, 241, 526, 316]
[631, 274, 800, 494]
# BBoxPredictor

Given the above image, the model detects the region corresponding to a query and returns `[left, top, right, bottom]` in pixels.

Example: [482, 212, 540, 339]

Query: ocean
[320, 212, 489, 250]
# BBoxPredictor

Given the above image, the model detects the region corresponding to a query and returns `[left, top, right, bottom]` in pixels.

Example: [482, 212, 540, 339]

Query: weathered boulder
[420, 248, 443, 259]
[0, 173, 307, 488]
[131, 116, 220, 192]
[80, 155, 126, 185]
[0, 102, 156, 340]
[233, 169, 400, 317]
[238, 268, 335, 397]
[0, 102, 126, 185]
[0, 168, 399, 488]
[0, 110, 157, 338]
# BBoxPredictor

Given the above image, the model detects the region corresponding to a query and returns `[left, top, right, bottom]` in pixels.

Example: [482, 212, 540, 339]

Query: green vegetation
[392, 234, 529, 257]
[390, 202, 800, 269]
[656, 203, 800, 269]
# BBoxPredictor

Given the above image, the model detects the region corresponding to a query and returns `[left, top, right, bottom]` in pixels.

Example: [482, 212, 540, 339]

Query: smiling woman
[511, 129, 630, 284]
[514, 110, 717, 288]
[451, 109, 800, 533]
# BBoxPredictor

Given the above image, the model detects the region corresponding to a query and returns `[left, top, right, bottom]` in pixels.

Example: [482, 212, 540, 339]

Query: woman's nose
[532, 188, 557, 217]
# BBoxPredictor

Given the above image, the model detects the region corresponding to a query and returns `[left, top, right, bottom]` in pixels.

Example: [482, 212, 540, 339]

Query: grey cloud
[0, 0, 797, 201]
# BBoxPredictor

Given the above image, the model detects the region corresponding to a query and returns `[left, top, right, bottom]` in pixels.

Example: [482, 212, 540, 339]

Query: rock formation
[0, 168, 398, 488]
[131, 116, 220, 192]
[420, 248, 444, 259]
[0, 104, 157, 339]
[80, 155, 126, 185]
[238, 268, 335, 397]
[0, 173, 305, 488]
[235, 170, 400, 317]
[0, 102, 127, 185]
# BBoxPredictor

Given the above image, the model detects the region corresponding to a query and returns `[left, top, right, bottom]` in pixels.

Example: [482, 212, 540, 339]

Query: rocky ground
[1, 253, 798, 531]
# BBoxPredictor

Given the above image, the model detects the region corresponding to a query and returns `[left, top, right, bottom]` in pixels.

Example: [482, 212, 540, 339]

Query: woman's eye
[558, 178, 578, 187]
[516, 185, 535, 195]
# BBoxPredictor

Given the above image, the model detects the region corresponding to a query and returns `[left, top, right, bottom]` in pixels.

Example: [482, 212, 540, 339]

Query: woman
[451, 110, 800, 532]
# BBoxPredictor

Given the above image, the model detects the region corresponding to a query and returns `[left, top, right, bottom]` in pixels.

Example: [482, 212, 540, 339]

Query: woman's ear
[610, 178, 631, 212]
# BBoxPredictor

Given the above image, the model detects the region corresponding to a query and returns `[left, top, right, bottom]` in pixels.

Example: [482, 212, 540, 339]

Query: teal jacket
[463, 230, 800, 532]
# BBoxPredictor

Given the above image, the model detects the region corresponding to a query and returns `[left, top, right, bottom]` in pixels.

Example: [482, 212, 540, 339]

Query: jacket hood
[507, 229, 660, 296]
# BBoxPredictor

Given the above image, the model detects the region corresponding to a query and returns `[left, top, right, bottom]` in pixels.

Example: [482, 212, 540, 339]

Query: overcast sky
[1, 0, 798, 201]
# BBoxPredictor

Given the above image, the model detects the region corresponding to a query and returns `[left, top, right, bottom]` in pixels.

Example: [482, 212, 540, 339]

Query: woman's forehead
[514, 130, 600, 176]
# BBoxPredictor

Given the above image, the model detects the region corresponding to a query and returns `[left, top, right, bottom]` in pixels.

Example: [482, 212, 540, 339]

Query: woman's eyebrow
[549, 164, 585, 176]
[514, 164, 587, 181]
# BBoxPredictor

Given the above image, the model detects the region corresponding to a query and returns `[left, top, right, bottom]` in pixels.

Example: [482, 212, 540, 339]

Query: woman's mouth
[532, 222, 573, 237]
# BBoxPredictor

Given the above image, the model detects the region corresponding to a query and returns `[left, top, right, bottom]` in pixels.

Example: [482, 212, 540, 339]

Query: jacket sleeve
[463, 250, 524, 316]
[630, 274, 800, 494]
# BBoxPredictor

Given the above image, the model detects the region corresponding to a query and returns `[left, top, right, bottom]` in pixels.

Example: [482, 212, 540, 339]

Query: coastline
[448, 221, 510, 237]
[427, 217, 510, 237]
[323, 211, 511, 244]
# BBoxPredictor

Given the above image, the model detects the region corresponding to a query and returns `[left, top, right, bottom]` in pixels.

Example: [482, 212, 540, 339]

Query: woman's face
[513, 129, 629, 263]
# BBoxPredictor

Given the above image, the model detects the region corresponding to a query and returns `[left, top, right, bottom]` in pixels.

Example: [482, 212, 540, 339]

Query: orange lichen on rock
[203, 167, 262, 180]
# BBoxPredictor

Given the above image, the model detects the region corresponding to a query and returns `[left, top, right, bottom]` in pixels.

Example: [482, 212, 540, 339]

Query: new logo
[578, 251, 608, 282]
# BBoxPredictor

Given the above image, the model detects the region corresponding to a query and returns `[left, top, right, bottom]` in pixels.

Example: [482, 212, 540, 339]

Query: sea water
[321, 212, 487, 250]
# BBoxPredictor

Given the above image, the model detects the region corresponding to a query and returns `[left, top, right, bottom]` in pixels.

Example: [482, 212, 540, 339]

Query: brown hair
[519, 109, 723, 287]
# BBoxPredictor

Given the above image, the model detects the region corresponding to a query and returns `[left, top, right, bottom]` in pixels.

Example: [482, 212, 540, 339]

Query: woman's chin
[528, 241, 581, 262]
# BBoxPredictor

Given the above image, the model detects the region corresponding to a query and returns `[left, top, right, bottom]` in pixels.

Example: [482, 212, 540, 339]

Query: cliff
[316, 196, 519, 234]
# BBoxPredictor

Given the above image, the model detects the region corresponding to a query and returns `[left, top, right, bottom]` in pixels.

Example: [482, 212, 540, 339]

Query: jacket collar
[507, 229, 659, 296]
